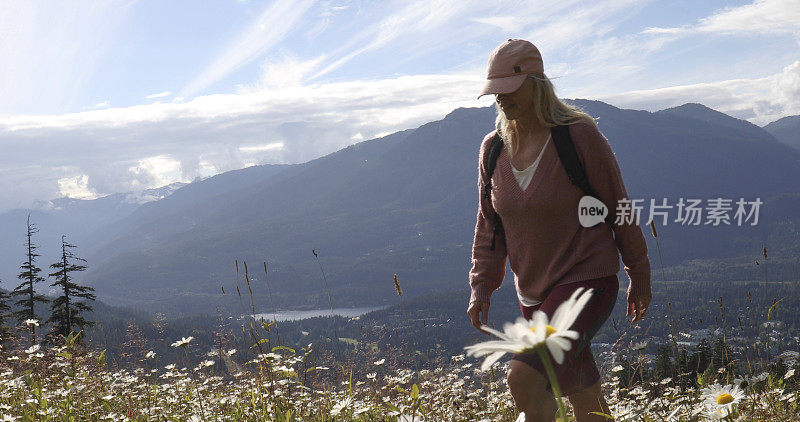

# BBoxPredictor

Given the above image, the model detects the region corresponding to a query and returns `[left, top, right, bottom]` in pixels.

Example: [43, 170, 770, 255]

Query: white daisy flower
[750, 372, 769, 384]
[464, 288, 594, 370]
[700, 383, 744, 419]
[171, 336, 194, 348]
[373, 358, 385, 365]
[331, 396, 352, 416]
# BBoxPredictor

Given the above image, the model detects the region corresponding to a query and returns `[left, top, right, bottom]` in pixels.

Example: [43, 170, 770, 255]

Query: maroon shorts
[510, 274, 619, 397]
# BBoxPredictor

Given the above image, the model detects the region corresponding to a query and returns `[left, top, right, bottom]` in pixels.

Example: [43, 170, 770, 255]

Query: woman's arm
[574, 122, 652, 301]
[468, 133, 509, 305]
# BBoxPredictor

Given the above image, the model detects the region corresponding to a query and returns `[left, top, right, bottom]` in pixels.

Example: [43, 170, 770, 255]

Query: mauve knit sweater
[468, 120, 651, 305]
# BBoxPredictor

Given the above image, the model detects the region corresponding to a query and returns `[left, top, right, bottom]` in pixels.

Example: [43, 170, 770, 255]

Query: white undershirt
[510, 134, 550, 191]
[510, 134, 551, 307]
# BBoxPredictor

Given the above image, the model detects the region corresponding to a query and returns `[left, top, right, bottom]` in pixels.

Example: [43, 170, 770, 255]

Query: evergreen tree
[0, 284, 12, 346]
[47, 235, 96, 340]
[653, 344, 674, 381]
[11, 214, 49, 344]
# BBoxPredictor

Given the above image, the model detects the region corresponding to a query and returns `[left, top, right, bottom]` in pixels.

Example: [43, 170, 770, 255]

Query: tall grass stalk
[177, 341, 207, 421]
[717, 297, 731, 375]
[235, 259, 276, 419]
[245, 261, 278, 352]
[761, 246, 768, 313]
[263, 261, 281, 346]
[234, 260, 246, 312]
[758, 246, 772, 365]
[649, 219, 681, 384]
[394, 274, 422, 387]
[312, 249, 341, 361]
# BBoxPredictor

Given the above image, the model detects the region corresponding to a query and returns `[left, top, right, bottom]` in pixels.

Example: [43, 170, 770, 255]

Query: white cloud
[596, 60, 800, 125]
[643, 0, 800, 38]
[0, 72, 486, 212]
[57, 175, 99, 200]
[128, 155, 185, 190]
[771, 60, 800, 115]
[2, 0, 799, 214]
[250, 54, 327, 90]
[146, 91, 172, 99]
[524, 0, 645, 52]
[88, 100, 111, 110]
[0, 0, 135, 114]
[239, 142, 285, 153]
[181, 0, 316, 98]
[469, 16, 524, 33]
[308, 0, 496, 81]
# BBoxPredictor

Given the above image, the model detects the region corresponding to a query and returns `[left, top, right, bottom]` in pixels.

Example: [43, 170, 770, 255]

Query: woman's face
[495, 76, 534, 121]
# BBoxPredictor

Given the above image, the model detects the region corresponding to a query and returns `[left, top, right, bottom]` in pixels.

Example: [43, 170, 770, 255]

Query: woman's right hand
[467, 300, 491, 335]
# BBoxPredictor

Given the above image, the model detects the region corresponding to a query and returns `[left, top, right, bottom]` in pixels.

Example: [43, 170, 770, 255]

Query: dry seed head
[649, 219, 658, 238]
[393, 274, 402, 296]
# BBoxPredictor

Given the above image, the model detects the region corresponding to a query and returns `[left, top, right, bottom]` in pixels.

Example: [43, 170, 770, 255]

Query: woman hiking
[466, 39, 652, 422]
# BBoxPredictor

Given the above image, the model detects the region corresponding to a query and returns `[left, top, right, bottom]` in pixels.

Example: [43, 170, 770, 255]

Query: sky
[1, 0, 799, 212]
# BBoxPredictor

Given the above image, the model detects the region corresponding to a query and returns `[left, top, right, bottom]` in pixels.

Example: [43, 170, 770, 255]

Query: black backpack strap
[483, 133, 505, 250]
[551, 125, 614, 226]
[483, 133, 504, 200]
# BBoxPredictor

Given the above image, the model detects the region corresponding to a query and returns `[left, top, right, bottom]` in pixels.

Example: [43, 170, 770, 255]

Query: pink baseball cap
[477, 39, 544, 99]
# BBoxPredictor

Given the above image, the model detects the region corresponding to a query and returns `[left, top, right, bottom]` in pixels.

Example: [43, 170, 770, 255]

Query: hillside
[763, 115, 800, 151]
[74, 101, 800, 316]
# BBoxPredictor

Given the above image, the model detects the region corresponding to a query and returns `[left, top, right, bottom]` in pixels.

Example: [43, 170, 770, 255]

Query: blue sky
[1, 0, 799, 211]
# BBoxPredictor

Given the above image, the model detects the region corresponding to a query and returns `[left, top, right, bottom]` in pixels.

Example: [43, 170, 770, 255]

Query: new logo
[578, 195, 607, 228]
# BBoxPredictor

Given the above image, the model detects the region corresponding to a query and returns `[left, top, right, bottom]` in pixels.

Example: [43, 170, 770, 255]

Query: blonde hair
[495, 73, 597, 157]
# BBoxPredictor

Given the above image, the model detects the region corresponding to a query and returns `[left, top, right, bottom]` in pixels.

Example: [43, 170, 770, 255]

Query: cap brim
[477, 74, 527, 99]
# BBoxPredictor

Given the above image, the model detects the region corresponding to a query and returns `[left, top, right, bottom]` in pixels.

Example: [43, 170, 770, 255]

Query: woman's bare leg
[567, 380, 611, 421]
[507, 360, 557, 422]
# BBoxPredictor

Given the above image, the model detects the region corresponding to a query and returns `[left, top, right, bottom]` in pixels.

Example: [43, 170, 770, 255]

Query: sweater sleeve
[468, 133, 508, 304]
[575, 122, 651, 295]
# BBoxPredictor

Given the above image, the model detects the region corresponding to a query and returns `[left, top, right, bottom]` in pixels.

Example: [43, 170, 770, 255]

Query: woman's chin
[503, 112, 520, 120]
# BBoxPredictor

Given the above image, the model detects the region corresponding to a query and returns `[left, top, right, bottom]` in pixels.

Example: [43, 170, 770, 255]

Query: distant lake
[248, 306, 386, 322]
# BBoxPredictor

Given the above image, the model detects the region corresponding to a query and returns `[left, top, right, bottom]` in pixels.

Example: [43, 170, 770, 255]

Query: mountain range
[1, 101, 798, 317]
[764, 115, 800, 151]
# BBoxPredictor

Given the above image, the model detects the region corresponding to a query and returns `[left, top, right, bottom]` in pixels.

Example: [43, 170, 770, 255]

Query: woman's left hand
[627, 287, 651, 323]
